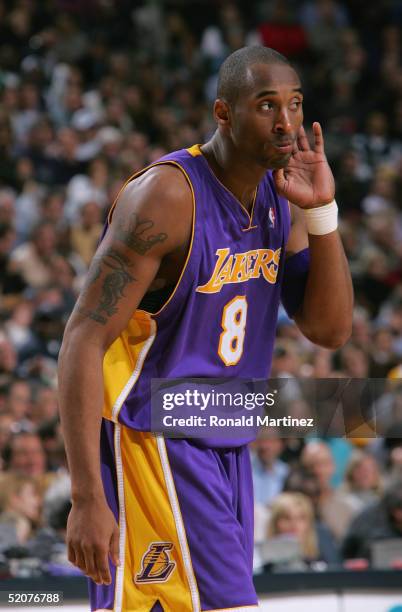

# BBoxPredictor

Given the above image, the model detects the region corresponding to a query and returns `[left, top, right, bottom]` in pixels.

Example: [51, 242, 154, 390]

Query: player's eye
[260, 101, 274, 111]
[289, 100, 302, 111]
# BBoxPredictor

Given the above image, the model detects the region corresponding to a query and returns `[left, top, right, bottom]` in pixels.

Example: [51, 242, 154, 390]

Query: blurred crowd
[0, 0, 401, 578]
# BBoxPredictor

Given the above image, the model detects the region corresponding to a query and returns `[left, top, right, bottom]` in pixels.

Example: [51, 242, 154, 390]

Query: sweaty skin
[58, 61, 353, 585]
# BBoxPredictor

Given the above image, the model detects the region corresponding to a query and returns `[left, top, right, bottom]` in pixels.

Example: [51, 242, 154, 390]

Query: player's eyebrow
[255, 87, 303, 98]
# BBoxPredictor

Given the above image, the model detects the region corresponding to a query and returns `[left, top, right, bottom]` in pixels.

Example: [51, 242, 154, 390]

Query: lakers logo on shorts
[135, 542, 176, 583]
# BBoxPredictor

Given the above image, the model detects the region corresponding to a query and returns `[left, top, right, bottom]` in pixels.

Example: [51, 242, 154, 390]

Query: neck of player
[201, 134, 266, 212]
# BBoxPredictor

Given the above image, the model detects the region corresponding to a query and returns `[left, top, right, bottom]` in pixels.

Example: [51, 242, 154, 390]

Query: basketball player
[58, 47, 353, 611]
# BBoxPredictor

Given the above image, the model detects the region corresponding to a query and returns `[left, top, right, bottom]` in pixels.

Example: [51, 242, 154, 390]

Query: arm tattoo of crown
[116, 213, 168, 255]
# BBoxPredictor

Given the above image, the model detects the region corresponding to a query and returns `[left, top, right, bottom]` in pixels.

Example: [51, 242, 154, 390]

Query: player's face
[230, 63, 303, 169]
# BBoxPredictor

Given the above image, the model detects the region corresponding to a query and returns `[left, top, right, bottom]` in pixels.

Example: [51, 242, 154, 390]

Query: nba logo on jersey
[268, 206, 275, 228]
[135, 542, 176, 583]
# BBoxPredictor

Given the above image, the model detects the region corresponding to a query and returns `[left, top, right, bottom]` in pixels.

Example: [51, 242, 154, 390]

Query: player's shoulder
[124, 162, 191, 204]
[112, 160, 192, 221]
[108, 160, 193, 250]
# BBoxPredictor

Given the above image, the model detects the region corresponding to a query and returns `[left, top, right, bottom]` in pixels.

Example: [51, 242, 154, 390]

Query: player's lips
[273, 140, 294, 154]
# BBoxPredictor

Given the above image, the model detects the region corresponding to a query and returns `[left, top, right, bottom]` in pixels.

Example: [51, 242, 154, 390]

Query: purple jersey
[102, 144, 290, 445]
[91, 145, 291, 611]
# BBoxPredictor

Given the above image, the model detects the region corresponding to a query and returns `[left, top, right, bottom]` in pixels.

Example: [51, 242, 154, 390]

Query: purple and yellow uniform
[90, 145, 291, 611]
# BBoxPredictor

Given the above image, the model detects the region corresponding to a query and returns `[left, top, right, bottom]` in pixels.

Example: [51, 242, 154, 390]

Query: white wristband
[303, 200, 338, 235]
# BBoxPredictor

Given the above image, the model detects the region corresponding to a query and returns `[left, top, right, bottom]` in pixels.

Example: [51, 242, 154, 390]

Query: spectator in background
[0, 412, 14, 464]
[3, 432, 46, 482]
[283, 467, 322, 510]
[333, 450, 383, 527]
[27, 494, 71, 565]
[0, 111, 18, 189]
[3, 301, 34, 352]
[96, 126, 124, 171]
[40, 190, 66, 232]
[71, 108, 102, 162]
[270, 341, 304, 404]
[70, 200, 103, 266]
[0, 222, 26, 307]
[267, 492, 340, 566]
[27, 472, 72, 565]
[382, 422, 402, 482]
[353, 112, 398, 178]
[251, 428, 289, 506]
[339, 342, 369, 377]
[9, 221, 59, 289]
[23, 118, 56, 186]
[257, 1, 308, 60]
[355, 248, 396, 318]
[37, 418, 66, 473]
[18, 302, 64, 369]
[349, 307, 372, 351]
[65, 156, 109, 222]
[369, 327, 399, 377]
[335, 151, 369, 216]
[342, 478, 402, 561]
[301, 442, 335, 505]
[368, 421, 402, 476]
[5, 378, 32, 428]
[0, 472, 42, 548]
[252, 427, 291, 568]
[0, 335, 18, 387]
[13, 81, 42, 147]
[0, 188, 16, 226]
[301, 441, 352, 540]
[50, 127, 88, 185]
[361, 166, 398, 216]
[31, 386, 58, 427]
[47, 258, 79, 317]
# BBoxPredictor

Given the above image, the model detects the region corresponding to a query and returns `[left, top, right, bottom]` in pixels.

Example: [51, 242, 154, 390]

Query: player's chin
[264, 152, 292, 170]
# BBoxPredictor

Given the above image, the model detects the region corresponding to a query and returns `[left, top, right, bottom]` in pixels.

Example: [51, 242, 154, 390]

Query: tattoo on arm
[116, 213, 167, 255]
[76, 212, 167, 324]
[77, 249, 136, 325]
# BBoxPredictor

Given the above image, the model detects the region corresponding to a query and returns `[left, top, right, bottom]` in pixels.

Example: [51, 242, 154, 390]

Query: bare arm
[58, 165, 192, 584]
[276, 123, 353, 349]
[286, 204, 353, 348]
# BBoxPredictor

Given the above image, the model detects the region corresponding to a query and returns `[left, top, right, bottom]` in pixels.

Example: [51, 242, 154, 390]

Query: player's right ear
[214, 99, 231, 127]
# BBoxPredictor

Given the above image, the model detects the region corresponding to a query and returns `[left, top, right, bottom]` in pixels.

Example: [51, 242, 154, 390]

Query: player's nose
[273, 108, 292, 134]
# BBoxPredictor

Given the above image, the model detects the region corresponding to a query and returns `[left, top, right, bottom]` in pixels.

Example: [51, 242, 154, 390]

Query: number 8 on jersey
[218, 296, 248, 366]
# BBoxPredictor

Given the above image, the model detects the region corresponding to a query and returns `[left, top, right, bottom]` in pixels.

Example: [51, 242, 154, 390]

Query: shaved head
[217, 46, 291, 106]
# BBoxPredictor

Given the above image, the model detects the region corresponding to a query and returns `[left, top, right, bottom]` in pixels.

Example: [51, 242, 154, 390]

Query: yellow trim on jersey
[187, 144, 258, 231]
[103, 311, 156, 422]
[117, 428, 197, 612]
[156, 436, 201, 611]
[204, 606, 259, 611]
[113, 424, 126, 612]
[147, 161, 196, 316]
[105, 158, 196, 318]
[107, 170, 141, 225]
[187, 144, 203, 157]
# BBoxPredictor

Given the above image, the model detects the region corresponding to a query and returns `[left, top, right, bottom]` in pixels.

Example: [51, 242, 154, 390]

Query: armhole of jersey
[107, 160, 196, 318]
[107, 162, 159, 225]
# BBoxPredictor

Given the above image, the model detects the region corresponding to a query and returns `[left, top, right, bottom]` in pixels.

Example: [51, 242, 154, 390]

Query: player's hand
[273, 122, 335, 208]
[66, 497, 120, 585]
